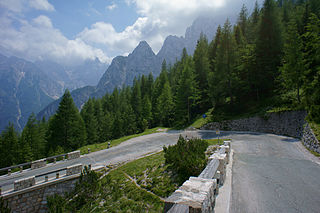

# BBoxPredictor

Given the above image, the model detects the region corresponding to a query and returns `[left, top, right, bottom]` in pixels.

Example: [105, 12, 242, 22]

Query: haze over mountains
[37, 16, 222, 120]
[0, 16, 225, 132]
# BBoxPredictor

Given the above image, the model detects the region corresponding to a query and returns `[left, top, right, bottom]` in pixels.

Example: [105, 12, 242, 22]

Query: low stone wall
[3, 175, 79, 213]
[164, 177, 217, 213]
[31, 159, 47, 170]
[67, 150, 81, 160]
[164, 141, 231, 212]
[14, 176, 35, 191]
[66, 164, 82, 176]
[201, 111, 307, 138]
[202, 110, 320, 154]
[302, 123, 320, 153]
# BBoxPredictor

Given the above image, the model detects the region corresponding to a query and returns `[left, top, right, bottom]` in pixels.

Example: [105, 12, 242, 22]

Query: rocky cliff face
[0, 54, 64, 131]
[96, 41, 159, 94]
[37, 16, 222, 122]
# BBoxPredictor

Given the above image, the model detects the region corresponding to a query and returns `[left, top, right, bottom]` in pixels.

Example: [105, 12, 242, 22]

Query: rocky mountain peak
[130, 41, 155, 58]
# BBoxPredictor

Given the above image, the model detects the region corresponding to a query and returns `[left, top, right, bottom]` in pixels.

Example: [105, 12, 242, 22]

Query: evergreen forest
[0, 0, 319, 168]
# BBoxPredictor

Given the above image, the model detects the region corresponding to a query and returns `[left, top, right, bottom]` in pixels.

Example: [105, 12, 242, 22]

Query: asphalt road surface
[1, 130, 320, 213]
[229, 132, 320, 213]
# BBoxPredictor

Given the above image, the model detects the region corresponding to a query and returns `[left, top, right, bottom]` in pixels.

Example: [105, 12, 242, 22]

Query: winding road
[1, 130, 320, 212]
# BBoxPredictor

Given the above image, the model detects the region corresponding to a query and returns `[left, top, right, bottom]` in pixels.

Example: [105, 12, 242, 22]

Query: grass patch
[205, 138, 229, 146]
[79, 127, 166, 154]
[81, 152, 179, 212]
[190, 109, 212, 128]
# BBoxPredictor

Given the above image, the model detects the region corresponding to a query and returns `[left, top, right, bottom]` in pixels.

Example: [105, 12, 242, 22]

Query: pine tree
[47, 90, 86, 152]
[303, 13, 320, 122]
[280, 19, 304, 103]
[158, 82, 174, 127]
[0, 123, 20, 167]
[175, 57, 199, 126]
[209, 19, 237, 106]
[20, 113, 46, 161]
[142, 95, 152, 127]
[255, 0, 283, 99]
[193, 33, 211, 112]
[81, 98, 99, 144]
[238, 4, 249, 40]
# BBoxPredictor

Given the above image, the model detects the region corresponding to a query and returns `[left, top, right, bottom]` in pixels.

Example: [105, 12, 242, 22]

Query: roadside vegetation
[47, 137, 221, 212]
[1, 0, 319, 173]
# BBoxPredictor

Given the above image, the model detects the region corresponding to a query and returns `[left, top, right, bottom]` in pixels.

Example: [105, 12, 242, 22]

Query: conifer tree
[255, 0, 283, 99]
[194, 33, 211, 112]
[0, 123, 20, 167]
[20, 113, 46, 161]
[47, 90, 86, 152]
[175, 57, 199, 126]
[302, 13, 320, 121]
[280, 19, 304, 103]
[158, 82, 174, 127]
[81, 98, 99, 144]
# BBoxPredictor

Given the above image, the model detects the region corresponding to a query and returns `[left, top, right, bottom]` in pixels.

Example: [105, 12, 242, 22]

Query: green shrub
[163, 135, 208, 183]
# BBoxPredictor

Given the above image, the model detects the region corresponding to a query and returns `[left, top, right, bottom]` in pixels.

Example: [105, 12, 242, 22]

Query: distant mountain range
[0, 16, 222, 132]
[37, 16, 221, 121]
[0, 54, 107, 132]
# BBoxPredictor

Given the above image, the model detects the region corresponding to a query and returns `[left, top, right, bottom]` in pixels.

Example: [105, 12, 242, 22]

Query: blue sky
[0, 0, 263, 66]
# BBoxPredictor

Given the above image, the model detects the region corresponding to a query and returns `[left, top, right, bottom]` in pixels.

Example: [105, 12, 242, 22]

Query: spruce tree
[47, 90, 86, 152]
[81, 98, 99, 145]
[0, 123, 20, 167]
[303, 13, 320, 122]
[280, 19, 304, 103]
[194, 33, 211, 112]
[255, 0, 283, 99]
[175, 57, 199, 126]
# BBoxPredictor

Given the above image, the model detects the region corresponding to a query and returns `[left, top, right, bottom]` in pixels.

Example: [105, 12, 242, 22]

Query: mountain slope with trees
[1, 0, 319, 168]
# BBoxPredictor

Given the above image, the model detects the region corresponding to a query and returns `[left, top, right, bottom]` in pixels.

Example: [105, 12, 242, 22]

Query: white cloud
[0, 15, 111, 65]
[32, 15, 52, 28]
[29, 0, 55, 11]
[79, 0, 231, 55]
[106, 3, 117, 11]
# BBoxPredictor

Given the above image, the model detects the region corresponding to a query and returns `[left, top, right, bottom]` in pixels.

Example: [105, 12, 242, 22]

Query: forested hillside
[0, 0, 319, 168]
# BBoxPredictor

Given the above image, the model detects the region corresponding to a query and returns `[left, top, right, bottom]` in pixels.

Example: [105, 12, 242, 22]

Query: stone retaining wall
[4, 175, 79, 213]
[201, 111, 307, 138]
[66, 164, 83, 176]
[302, 123, 320, 153]
[67, 150, 81, 160]
[201, 111, 320, 154]
[31, 159, 47, 170]
[14, 176, 35, 191]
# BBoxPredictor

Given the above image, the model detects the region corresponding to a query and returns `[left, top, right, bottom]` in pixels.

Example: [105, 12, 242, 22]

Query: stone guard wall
[3, 175, 79, 213]
[201, 111, 320, 154]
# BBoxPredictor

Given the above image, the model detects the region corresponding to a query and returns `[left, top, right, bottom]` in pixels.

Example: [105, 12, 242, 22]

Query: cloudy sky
[0, 0, 262, 66]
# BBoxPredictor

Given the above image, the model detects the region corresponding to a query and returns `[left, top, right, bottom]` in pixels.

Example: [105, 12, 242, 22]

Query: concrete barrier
[31, 159, 46, 170]
[67, 150, 80, 160]
[14, 176, 35, 191]
[66, 164, 83, 176]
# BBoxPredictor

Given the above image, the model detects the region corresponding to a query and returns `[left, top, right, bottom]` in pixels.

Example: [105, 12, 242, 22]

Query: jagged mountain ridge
[37, 16, 221, 121]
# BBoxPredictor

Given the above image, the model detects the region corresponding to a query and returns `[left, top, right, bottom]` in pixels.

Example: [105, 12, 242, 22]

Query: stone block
[199, 159, 219, 179]
[209, 153, 227, 185]
[14, 176, 35, 191]
[31, 159, 47, 170]
[219, 145, 230, 163]
[67, 150, 81, 160]
[66, 164, 83, 176]
[224, 140, 231, 149]
[164, 177, 216, 213]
